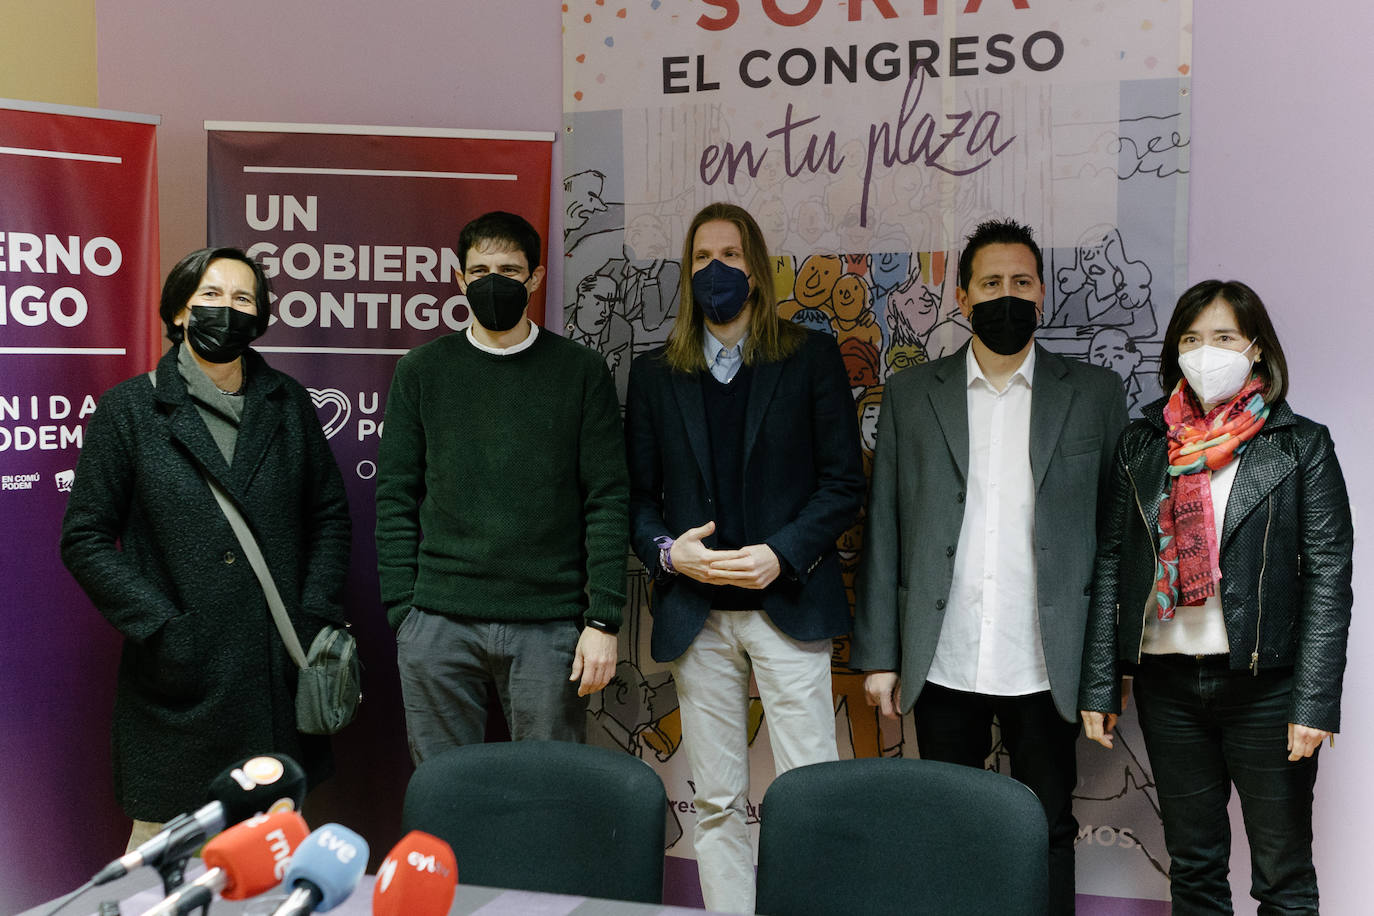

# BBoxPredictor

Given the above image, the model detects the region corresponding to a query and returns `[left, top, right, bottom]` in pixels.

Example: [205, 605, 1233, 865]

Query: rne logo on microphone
[266, 828, 294, 880]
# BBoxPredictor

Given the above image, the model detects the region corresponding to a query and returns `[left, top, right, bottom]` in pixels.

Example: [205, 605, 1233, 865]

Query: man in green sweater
[376, 211, 629, 760]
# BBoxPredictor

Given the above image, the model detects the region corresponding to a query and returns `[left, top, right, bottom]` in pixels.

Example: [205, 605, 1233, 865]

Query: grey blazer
[852, 342, 1127, 721]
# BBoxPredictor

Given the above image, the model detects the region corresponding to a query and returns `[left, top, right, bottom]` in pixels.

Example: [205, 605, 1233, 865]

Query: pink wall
[93, 0, 568, 316]
[1189, 6, 1374, 914]
[84, 2, 1373, 914]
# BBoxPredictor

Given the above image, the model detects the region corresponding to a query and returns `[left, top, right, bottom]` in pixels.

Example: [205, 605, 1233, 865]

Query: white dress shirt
[927, 345, 1050, 696]
[1141, 459, 1237, 656]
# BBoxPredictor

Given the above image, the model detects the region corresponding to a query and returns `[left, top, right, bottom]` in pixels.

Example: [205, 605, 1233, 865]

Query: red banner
[206, 122, 554, 851]
[0, 99, 160, 912]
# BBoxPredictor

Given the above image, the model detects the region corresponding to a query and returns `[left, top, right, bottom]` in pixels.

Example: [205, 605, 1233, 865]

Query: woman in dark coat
[1079, 280, 1353, 914]
[61, 248, 350, 847]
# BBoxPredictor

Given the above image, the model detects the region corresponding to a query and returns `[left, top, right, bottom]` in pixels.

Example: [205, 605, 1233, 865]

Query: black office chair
[755, 757, 1048, 916]
[401, 739, 668, 903]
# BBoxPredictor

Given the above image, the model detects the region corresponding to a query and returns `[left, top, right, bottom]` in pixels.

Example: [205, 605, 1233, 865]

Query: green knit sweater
[375, 329, 629, 629]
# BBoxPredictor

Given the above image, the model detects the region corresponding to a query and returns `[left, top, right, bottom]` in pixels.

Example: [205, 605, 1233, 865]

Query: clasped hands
[670, 521, 780, 590]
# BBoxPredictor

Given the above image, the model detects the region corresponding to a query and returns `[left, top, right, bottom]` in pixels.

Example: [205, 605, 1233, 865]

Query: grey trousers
[396, 608, 588, 762]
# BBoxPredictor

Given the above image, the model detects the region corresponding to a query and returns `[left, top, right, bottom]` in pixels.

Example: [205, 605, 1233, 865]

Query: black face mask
[970, 295, 1039, 356]
[466, 273, 530, 333]
[185, 305, 260, 363]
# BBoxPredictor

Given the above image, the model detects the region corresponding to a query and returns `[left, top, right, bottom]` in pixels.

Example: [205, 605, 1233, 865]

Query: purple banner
[206, 123, 554, 854]
[0, 100, 161, 912]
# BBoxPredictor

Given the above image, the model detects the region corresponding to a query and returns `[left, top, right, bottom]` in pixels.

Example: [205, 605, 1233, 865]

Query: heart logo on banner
[309, 388, 352, 440]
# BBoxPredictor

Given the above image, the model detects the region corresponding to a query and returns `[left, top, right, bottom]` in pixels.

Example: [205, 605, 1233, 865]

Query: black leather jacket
[1079, 399, 1353, 732]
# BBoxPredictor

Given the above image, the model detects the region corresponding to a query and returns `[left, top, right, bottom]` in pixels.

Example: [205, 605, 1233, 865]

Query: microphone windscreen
[372, 831, 458, 916]
[282, 823, 368, 911]
[203, 810, 310, 900]
[206, 754, 307, 825]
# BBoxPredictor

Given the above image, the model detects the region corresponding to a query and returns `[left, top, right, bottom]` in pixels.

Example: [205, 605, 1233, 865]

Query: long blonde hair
[664, 202, 804, 373]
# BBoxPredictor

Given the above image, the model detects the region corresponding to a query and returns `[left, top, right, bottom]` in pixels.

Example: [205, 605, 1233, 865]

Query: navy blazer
[626, 329, 865, 663]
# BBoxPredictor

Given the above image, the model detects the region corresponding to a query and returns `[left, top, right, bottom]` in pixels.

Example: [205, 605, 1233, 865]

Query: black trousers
[1134, 656, 1319, 915]
[914, 681, 1080, 915]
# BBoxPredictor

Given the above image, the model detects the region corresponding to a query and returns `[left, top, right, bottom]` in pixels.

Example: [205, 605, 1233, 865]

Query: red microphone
[372, 831, 458, 916]
[139, 810, 309, 916]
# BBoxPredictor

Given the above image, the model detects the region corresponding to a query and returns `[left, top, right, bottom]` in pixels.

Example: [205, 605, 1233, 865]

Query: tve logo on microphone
[316, 827, 362, 864]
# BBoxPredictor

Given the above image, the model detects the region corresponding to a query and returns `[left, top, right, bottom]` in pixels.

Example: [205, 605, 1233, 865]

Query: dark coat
[61, 344, 350, 820]
[1078, 399, 1354, 732]
[852, 343, 1128, 722]
[625, 329, 865, 663]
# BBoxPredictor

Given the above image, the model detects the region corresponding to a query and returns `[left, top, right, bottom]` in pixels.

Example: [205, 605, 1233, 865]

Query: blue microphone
[267, 823, 368, 915]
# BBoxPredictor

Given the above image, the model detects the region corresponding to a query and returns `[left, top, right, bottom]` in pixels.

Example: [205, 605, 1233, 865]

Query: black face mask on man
[465, 273, 530, 333]
[185, 305, 260, 364]
[970, 295, 1039, 356]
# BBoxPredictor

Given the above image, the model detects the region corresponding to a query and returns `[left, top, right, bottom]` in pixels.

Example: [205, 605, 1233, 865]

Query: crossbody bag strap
[150, 366, 308, 670]
[205, 476, 308, 670]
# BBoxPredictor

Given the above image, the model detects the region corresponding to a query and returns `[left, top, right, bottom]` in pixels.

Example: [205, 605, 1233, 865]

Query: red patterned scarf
[1152, 377, 1268, 620]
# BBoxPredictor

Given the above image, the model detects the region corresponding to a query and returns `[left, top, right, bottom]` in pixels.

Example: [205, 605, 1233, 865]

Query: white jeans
[669, 610, 838, 915]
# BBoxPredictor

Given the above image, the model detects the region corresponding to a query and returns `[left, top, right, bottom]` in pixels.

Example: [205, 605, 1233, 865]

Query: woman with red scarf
[1078, 280, 1353, 915]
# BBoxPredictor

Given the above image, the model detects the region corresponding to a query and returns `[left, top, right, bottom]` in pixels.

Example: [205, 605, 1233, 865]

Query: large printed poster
[206, 122, 554, 847]
[0, 99, 161, 913]
[562, 2, 1190, 909]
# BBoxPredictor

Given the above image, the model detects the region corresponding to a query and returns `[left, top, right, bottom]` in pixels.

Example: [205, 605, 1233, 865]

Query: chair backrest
[755, 757, 1048, 916]
[400, 740, 667, 904]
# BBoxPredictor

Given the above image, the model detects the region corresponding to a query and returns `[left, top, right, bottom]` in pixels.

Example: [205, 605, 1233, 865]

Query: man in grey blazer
[853, 219, 1127, 914]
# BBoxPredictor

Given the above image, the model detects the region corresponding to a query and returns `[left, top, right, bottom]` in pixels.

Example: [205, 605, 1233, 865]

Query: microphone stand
[179, 884, 214, 916]
[156, 818, 212, 895]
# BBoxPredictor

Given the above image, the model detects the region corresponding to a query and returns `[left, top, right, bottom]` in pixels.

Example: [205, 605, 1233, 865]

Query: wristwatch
[584, 616, 620, 635]
[654, 535, 677, 575]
